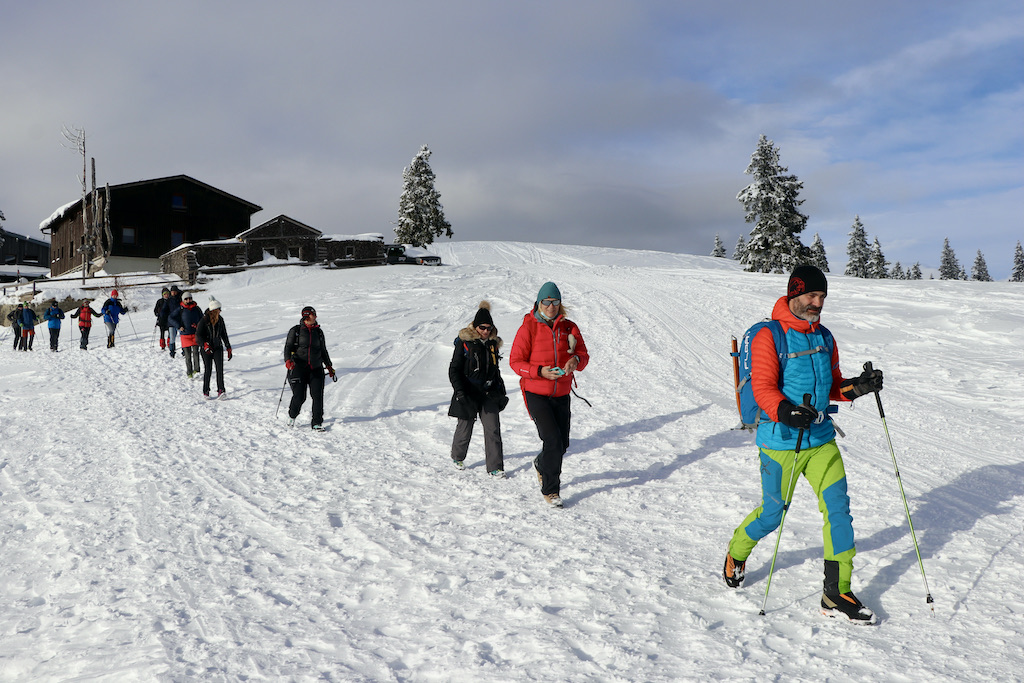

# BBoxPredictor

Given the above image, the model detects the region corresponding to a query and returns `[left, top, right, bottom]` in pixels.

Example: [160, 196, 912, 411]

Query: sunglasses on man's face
[476, 324, 492, 331]
[540, 298, 560, 307]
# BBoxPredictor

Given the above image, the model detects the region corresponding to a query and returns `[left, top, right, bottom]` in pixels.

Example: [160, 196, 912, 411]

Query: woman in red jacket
[509, 282, 589, 508]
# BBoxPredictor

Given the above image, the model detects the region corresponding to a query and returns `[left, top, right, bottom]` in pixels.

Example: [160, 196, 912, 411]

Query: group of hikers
[444, 268, 883, 625]
[3, 264, 886, 624]
[5, 291, 129, 352]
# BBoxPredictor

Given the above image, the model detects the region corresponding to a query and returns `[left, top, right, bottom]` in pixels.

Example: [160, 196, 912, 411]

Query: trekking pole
[275, 374, 289, 417]
[124, 306, 138, 339]
[864, 361, 934, 609]
[759, 393, 812, 616]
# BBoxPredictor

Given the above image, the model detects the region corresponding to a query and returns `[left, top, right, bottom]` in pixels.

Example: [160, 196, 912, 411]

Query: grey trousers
[451, 408, 504, 472]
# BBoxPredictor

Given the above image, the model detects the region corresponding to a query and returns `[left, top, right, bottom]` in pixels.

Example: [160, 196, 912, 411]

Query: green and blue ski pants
[728, 439, 857, 592]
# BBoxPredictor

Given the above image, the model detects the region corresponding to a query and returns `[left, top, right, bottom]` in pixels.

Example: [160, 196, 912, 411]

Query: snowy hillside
[1, 241, 1022, 681]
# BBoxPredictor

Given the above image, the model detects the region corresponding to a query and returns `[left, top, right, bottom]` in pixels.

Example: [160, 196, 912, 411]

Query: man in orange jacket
[724, 265, 884, 624]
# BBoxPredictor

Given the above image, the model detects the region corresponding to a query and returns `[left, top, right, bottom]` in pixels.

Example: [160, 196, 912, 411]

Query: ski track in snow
[1, 241, 1022, 681]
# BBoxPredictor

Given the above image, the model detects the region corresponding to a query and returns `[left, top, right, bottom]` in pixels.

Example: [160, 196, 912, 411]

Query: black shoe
[723, 554, 745, 588]
[821, 592, 877, 625]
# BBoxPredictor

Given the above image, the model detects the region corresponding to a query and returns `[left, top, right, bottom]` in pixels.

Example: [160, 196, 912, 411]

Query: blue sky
[1, 1, 1021, 277]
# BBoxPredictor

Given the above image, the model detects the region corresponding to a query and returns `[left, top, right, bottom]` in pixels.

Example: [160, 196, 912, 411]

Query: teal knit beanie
[536, 282, 562, 303]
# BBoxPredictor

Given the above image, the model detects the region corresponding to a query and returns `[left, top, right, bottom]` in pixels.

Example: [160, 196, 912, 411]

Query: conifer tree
[958, 265, 968, 280]
[395, 145, 452, 247]
[910, 262, 923, 280]
[711, 234, 727, 258]
[809, 233, 829, 272]
[736, 135, 809, 273]
[1011, 242, 1024, 282]
[891, 261, 905, 280]
[867, 237, 889, 279]
[844, 216, 870, 278]
[733, 234, 747, 261]
[971, 250, 992, 281]
[939, 238, 961, 280]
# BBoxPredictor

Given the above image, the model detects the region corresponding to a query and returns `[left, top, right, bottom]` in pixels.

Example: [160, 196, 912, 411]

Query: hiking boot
[453, 460, 465, 470]
[723, 554, 746, 588]
[312, 424, 325, 431]
[287, 418, 295, 426]
[544, 494, 563, 508]
[488, 469, 505, 478]
[821, 592, 877, 625]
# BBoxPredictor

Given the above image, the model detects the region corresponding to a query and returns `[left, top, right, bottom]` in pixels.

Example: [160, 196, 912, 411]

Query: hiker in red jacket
[509, 282, 589, 508]
[70, 299, 102, 350]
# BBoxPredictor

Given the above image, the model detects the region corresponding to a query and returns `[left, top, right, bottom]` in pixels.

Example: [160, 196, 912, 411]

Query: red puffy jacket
[509, 308, 589, 398]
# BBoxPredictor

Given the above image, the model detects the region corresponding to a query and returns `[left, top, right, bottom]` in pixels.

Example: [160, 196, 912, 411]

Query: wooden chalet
[159, 215, 386, 283]
[40, 175, 262, 277]
[1, 227, 50, 275]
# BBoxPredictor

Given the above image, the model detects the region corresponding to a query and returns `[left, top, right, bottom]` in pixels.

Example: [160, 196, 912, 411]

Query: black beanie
[472, 301, 494, 328]
[788, 265, 828, 300]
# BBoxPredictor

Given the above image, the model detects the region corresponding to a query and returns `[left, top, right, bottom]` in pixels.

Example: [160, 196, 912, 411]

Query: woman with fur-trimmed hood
[448, 301, 509, 476]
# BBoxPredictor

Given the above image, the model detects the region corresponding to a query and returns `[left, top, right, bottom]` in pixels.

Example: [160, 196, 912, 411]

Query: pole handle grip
[863, 361, 884, 417]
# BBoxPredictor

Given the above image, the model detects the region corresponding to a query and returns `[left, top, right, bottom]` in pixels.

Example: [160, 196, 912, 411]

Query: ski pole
[864, 361, 934, 609]
[276, 374, 289, 417]
[124, 306, 138, 339]
[760, 393, 812, 616]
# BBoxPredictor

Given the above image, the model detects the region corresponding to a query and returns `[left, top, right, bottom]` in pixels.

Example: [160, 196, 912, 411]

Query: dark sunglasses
[476, 324, 493, 331]
[539, 298, 560, 307]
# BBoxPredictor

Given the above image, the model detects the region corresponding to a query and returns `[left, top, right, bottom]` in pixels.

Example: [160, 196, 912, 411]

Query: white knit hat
[208, 297, 222, 311]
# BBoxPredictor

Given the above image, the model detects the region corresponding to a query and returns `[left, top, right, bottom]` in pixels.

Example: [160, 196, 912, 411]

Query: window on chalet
[171, 230, 185, 247]
[171, 194, 187, 211]
[122, 227, 137, 245]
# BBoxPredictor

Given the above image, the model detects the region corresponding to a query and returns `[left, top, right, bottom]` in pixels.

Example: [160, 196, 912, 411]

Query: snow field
[0, 241, 1022, 681]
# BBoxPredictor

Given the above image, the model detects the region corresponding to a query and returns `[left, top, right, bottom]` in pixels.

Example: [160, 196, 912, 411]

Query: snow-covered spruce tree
[844, 215, 870, 278]
[971, 250, 992, 281]
[711, 234, 727, 257]
[733, 234, 747, 261]
[867, 237, 889, 279]
[395, 145, 452, 247]
[891, 261, 905, 279]
[736, 135, 809, 273]
[958, 265, 968, 280]
[909, 262, 923, 280]
[809, 233, 829, 272]
[939, 238, 960, 280]
[1011, 241, 1024, 282]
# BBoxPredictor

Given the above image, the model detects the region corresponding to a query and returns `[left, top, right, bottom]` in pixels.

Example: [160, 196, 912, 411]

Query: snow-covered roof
[320, 233, 384, 242]
[163, 238, 242, 255]
[39, 199, 80, 233]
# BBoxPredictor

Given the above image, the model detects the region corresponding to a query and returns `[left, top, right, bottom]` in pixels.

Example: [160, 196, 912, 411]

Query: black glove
[777, 399, 818, 430]
[455, 391, 467, 403]
[841, 368, 883, 400]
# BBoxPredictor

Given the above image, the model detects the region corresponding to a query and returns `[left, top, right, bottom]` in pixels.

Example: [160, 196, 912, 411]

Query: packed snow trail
[1, 242, 1022, 681]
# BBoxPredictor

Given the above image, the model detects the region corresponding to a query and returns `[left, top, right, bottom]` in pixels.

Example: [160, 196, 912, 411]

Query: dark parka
[448, 326, 509, 420]
[284, 323, 333, 370]
[195, 312, 231, 352]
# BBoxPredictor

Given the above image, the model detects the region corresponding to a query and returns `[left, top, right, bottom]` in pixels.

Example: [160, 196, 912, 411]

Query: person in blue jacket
[43, 299, 65, 351]
[172, 291, 205, 378]
[19, 304, 39, 351]
[100, 289, 128, 348]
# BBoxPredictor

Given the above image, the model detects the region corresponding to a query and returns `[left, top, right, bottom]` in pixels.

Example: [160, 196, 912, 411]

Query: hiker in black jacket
[195, 297, 232, 399]
[284, 306, 334, 431]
